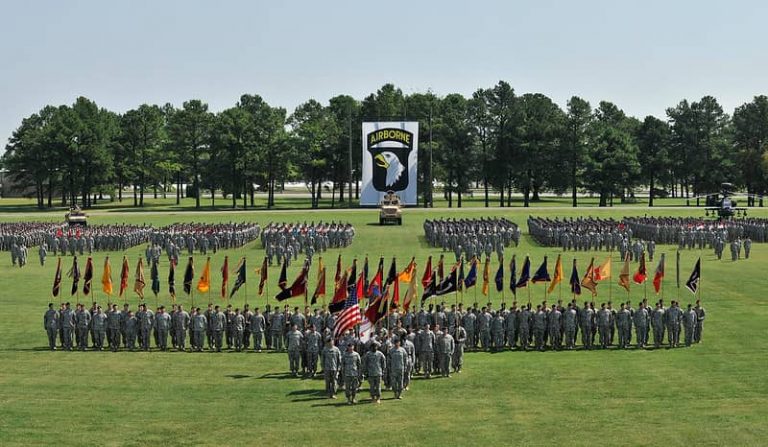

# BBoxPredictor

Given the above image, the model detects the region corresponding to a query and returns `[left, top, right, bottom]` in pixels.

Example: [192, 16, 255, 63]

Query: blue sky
[1, 0, 766, 144]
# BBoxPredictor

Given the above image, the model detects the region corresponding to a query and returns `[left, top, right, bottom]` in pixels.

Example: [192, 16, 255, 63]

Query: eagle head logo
[374, 151, 405, 188]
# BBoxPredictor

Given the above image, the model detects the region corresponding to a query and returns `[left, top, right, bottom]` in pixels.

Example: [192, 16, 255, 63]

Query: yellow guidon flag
[594, 256, 612, 281]
[102, 256, 113, 296]
[547, 254, 563, 294]
[398, 257, 416, 283]
[197, 257, 211, 294]
[402, 264, 418, 312]
[481, 256, 491, 296]
[618, 253, 631, 292]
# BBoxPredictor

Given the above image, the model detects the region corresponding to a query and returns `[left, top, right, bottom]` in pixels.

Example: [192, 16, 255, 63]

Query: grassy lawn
[0, 205, 766, 446]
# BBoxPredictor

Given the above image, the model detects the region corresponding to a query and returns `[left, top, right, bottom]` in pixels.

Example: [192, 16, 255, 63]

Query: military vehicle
[65, 206, 88, 226]
[379, 190, 402, 225]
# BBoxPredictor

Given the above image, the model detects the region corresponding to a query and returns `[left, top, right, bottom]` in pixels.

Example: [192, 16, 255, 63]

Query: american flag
[333, 291, 361, 339]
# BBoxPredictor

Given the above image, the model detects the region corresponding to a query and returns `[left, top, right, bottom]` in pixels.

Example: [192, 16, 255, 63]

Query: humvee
[379, 190, 402, 225]
[65, 206, 88, 227]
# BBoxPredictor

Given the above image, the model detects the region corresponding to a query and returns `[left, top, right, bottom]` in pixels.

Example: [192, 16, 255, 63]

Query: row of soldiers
[46, 224, 154, 255]
[44, 301, 276, 352]
[623, 216, 768, 244]
[423, 217, 521, 263]
[618, 239, 656, 262]
[45, 296, 706, 354]
[260, 221, 355, 267]
[527, 216, 633, 251]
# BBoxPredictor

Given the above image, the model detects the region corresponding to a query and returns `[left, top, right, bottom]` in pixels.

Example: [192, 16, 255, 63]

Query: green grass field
[0, 204, 766, 446]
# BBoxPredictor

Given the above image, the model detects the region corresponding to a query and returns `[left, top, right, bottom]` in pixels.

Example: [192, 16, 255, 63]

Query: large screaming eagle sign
[361, 121, 419, 205]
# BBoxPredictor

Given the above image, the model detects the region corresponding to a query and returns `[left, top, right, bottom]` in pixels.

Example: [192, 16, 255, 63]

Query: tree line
[3, 82, 768, 209]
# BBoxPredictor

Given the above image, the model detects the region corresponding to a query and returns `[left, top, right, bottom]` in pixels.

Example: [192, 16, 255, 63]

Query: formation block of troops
[147, 222, 262, 264]
[46, 224, 154, 256]
[1, 222, 52, 251]
[624, 216, 767, 245]
[624, 217, 758, 260]
[424, 217, 521, 262]
[528, 216, 632, 252]
[260, 221, 355, 266]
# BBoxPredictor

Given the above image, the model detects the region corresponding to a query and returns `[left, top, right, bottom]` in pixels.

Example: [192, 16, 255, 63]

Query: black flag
[230, 258, 247, 298]
[685, 258, 701, 295]
[435, 266, 458, 296]
[183, 257, 194, 295]
[151, 259, 160, 296]
[168, 260, 176, 300]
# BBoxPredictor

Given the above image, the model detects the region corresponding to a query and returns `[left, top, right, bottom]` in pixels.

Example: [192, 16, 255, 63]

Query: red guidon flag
[652, 253, 665, 294]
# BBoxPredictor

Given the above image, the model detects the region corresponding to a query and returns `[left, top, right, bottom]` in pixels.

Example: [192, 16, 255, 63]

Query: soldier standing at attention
[666, 301, 682, 348]
[72, 303, 88, 351]
[321, 339, 342, 399]
[616, 303, 632, 349]
[305, 324, 322, 377]
[597, 303, 611, 349]
[533, 305, 547, 351]
[92, 306, 108, 351]
[452, 324, 467, 373]
[563, 303, 577, 350]
[744, 238, 752, 259]
[651, 303, 666, 348]
[124, 311, 137, 351]
[342, 343, 362, 405]
[242, 304, 253, 350]
[694, 300, 706, 343]
[271, 310, 285, 351]
[683, 304, 697, 347]
[417, 325, 435, 379]
[250, 308, 266, 352]
[38, 243, 47, 266]
[204, 304, 214, 350]
[154, 306, 171, 351]
[580, 302, 594, 350]
[107, 304, 122, 352]
[388, 338, 408, 399]
[211, 305, 226, 352]
[139, 304, 154, 351]
[233, 309, 245, 352]
[174, 305, 191, 352]
[286, 324, 304, 377]
[633, 302, 649, 348]
[437, 327, 455, 377]
[43, 303, 59, 350]
[362, 342, 387, 404]
[191, 307, 207, 352]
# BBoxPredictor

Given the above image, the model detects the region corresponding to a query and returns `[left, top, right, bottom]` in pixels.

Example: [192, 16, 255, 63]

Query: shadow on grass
[225, 374, 252, 380]
[258, 372, 296, 380]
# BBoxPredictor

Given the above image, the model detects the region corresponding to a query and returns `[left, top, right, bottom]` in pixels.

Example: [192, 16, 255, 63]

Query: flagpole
[659, 252, 664, 302]
[676, 250, 681, 303]
[244, 258, 248, 307]
[698, 245, 703, 304]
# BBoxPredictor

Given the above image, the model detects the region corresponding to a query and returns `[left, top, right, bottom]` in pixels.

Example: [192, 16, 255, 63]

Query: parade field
[0, 205, 767, 446]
